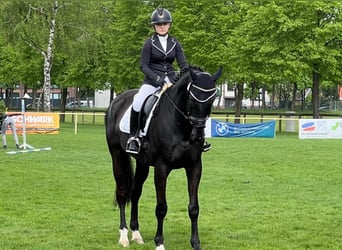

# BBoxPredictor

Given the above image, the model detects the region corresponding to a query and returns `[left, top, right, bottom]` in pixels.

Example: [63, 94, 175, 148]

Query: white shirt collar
[157, 34, 168, 51]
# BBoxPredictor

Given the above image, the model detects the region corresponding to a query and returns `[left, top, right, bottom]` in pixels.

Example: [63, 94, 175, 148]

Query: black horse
[105, 66, 222, 250]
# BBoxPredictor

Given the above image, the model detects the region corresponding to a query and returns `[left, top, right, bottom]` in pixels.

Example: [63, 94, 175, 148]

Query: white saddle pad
[119, 105, 151, 137]
[120, 89, 162, 137]
[119, 105, 131, 134]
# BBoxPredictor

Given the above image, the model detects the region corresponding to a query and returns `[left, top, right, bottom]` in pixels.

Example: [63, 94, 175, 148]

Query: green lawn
[1, 124, 341, 249]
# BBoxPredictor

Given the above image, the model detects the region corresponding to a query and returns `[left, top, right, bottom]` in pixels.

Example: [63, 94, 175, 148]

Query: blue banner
[210, 119, 276, 138]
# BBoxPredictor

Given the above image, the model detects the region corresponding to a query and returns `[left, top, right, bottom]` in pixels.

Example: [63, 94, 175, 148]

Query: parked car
[66, 100, 93, 108]
[266, 104, 278, 110]
[319, 105, 329, 110]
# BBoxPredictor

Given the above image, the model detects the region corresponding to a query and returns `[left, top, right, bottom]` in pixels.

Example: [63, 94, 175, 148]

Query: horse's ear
[190, 68, 198, 81]
[212, 66, 222, 82]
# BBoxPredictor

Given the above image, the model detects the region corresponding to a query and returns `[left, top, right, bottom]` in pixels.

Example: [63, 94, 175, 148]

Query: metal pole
[20, 97, 33, 149]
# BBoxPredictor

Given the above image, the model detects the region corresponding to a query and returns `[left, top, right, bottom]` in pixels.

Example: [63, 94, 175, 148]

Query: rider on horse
[126, 7, 211, 154]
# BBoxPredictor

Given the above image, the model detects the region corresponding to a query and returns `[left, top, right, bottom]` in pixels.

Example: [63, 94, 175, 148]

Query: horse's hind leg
[130, 163, 150, 244]
[111, 149, 133, 247]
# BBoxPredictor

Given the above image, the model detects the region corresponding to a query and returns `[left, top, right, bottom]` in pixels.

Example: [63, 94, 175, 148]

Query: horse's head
[187, 66, 222, 127]
[165, 66, 222, 143]
[187, 66, 222, 142]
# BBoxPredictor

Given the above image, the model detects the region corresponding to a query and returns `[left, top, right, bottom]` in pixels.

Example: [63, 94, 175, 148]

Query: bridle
[164, 78, 217, 128]
[163, 67, 222, 144]
[186, 80, 217, 127]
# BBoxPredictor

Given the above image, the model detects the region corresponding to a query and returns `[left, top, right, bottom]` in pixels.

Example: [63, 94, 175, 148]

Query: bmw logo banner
[205, 118, 276, 138]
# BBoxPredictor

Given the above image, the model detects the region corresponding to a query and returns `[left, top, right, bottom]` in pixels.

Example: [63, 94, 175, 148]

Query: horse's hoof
[156, 244, 165, 250]
[132, 230, 144, 244]
[119, 228, 129, 247]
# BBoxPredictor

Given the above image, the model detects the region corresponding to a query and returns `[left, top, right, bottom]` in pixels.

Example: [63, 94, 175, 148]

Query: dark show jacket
[140, 33, 189, 87]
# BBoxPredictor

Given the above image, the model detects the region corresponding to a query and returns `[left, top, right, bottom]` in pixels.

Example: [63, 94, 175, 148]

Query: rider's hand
[155, 75, 166, 87]
[180, 67, 189, 76]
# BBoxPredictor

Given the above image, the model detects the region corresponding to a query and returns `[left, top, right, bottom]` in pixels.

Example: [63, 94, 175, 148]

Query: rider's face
[154, 23, 170, 36]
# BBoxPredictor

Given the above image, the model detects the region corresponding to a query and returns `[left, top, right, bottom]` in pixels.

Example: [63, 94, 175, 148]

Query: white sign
[299, 119, 342, 139]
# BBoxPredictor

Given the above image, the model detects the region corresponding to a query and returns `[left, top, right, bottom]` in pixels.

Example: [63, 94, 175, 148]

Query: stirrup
[126, 136, 141, 154]
[202, 141, 211, 152]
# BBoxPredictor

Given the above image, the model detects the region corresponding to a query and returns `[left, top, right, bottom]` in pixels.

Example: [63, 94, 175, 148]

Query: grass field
[1, 123, 341, 249]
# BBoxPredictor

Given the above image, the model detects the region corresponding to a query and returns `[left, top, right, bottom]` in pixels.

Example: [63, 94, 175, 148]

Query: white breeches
[132, 76, 171, 112]
[132, 84, 160, 112]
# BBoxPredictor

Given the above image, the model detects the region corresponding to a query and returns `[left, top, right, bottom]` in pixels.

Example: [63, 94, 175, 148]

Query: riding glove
[155, 75, 167, 87]
[180, 67, 189, 76]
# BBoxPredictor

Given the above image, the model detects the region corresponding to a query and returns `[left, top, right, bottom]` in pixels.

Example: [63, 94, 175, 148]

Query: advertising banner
[8, 112, 60, 134]
[205, 118, 276, 138]
[299, 119, 342, 139]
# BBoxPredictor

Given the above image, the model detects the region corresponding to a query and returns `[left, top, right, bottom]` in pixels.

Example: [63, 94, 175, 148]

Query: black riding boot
[126, 109, 141, 154]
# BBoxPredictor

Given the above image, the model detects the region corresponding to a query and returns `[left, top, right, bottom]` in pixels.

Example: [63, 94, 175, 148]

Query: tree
[226, 1, 342, 117]
[0, 2, 44, 108]
[174, 1, 232, 74]
[105, 1, 151, 93]
[17, 1, 70, 112]
[1, 0, 341, 117]
[1, 1, 109, 111]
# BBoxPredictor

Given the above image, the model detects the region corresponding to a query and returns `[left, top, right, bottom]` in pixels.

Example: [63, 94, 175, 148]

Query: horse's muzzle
[189, 117, 207, 144]
[190, 127, 205, 144]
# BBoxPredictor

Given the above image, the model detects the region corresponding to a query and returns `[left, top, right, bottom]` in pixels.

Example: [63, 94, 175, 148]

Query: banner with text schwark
[205, 118, 276, 138]
[8, 112, 60, 134]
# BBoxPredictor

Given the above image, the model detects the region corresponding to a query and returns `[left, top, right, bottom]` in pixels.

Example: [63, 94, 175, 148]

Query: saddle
[119, 83, 172, 137]
[140, 94, 159, 132]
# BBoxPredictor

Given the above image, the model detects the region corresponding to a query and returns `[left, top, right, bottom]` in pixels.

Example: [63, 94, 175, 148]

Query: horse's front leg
[154, 164, 170, 250]
[186, 163, 202, 250]
[130, 163, 150, 245]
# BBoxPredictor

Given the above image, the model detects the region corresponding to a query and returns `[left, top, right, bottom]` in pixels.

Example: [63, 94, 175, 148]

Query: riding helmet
[151, 8, 172, 24]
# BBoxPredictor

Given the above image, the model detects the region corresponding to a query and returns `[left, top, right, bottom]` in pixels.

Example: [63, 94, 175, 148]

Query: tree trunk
[291, 82, 297, 111]
[312, 63, 320, 118]
[5, 88, 11, 108]
[261, 86, 266, 109]
[110, 86, 115, 103]
[60, 87, 67, 122]
[43, 15, 56, 112]
[234, 83, 244, 124]
[217, 84, 222, 109]
[251, 82, 256, 109]
[31, 88, 37, 109]
[271, 83, 276, 108]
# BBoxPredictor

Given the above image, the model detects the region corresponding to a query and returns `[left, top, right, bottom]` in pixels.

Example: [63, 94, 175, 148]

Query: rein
[164, 86, 189, 122]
